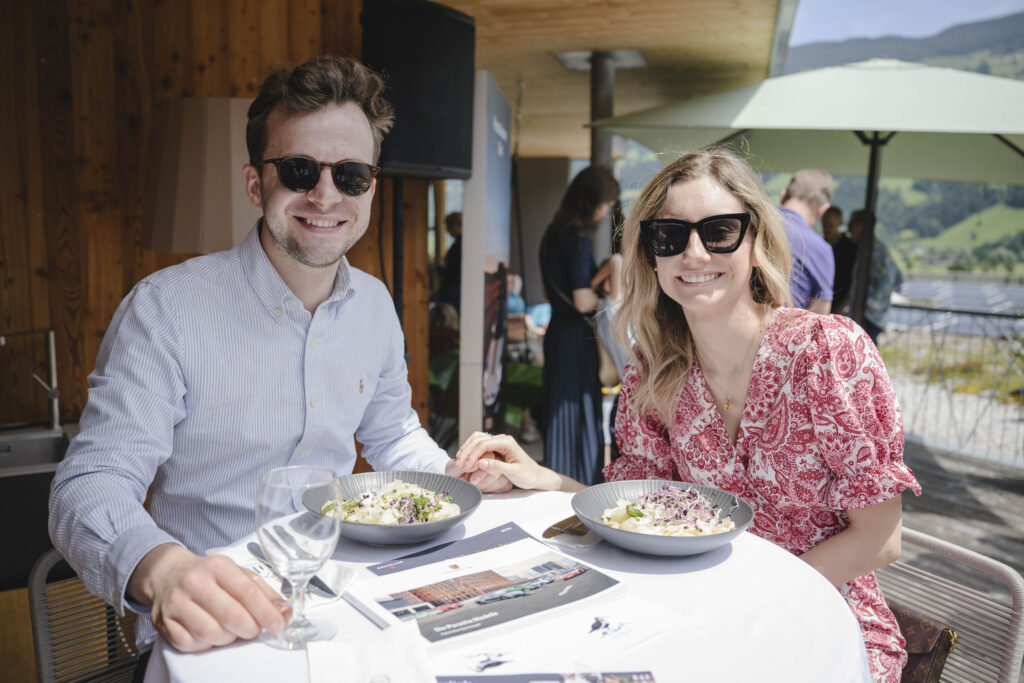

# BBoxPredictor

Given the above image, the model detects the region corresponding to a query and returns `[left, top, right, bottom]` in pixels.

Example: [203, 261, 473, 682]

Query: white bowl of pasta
[571, 480, 754, 557]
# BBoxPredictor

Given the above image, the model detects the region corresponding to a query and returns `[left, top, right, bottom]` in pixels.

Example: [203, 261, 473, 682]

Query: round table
[145, 489, 872, 683]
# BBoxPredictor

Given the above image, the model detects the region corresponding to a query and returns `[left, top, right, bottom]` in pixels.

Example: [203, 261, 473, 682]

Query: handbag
[595, 330, 621, 388]
[888, 599, 959, 683]
[544, 276, 621, 388]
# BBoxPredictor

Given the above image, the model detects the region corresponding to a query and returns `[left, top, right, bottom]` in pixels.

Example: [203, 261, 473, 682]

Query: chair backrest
[876, 527, 1024, 683]
[28, 547, 140, 683]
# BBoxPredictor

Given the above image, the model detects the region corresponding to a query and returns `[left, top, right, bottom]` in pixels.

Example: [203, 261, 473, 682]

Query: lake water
[891, 278, 1024, 336]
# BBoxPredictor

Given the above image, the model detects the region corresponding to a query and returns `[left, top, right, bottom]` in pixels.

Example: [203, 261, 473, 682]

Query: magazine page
[345, 529, 622, 646]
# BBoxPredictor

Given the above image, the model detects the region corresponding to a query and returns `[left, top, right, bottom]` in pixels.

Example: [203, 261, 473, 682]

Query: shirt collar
[778, 205, 810, 230]
[240, 221, 355, 315]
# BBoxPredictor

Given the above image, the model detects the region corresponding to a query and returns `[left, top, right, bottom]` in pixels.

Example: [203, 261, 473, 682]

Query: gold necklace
[696, 325, 764, 412]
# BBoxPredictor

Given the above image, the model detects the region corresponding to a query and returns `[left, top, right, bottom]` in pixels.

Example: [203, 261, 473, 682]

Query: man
[439, 211, 463, 312]
[847, 209, 904, 344]
[778, 169, 835, 313]
[822, 206, 857, 314]
[48, 57, 507, 659]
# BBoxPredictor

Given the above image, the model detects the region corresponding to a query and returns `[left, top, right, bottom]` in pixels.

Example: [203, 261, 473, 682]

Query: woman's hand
[444, 454, 512, 493]
[454, 432, 584, 492]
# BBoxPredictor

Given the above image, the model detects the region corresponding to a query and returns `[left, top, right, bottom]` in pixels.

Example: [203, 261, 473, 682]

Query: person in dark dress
[823, 206, 857, 314]
[538, 165, 620, 485]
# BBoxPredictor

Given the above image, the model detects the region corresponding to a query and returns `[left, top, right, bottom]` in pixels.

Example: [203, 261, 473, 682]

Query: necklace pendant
[724, 398, 732, 411]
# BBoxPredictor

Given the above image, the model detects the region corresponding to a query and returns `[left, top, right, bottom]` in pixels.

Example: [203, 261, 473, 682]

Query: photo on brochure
[435, 673, 656, 682]
[369, 548, 616, 642]
[345, 530, 621, 644]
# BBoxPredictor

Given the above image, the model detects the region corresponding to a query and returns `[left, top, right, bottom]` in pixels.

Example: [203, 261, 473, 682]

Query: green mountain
[785, 11, 1024, 79]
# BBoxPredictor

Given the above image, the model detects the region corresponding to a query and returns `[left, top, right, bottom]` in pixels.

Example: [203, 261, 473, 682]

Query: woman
[538, 165, 620, 485]
[459, 149, 920, 682]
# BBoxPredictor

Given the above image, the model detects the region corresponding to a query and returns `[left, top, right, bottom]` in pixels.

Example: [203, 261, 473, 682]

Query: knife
[542, 515, 589, 538]
[246, 541, 337, 597]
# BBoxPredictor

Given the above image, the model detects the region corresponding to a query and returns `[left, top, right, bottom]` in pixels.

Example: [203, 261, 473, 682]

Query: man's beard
[262, 215, 357, 269]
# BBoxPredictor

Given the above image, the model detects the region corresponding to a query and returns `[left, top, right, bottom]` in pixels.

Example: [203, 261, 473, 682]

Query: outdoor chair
[28, 547, 141, 683]
[876, 526, 1024, 682]
[506, 313, 539, 364]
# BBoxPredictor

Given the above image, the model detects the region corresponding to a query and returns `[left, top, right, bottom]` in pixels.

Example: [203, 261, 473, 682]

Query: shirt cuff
[108, 525, 182, 616]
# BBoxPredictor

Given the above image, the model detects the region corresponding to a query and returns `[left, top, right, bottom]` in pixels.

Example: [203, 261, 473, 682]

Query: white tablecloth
[145, 489, 872, 682]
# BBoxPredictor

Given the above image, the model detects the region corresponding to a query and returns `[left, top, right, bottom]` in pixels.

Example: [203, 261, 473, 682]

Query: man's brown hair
[783, 169, 833, 212]
[246, 56, 395, 164]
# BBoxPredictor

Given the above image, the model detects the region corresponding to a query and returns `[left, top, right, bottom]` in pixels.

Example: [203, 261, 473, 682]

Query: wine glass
[255, 465, 342, 649]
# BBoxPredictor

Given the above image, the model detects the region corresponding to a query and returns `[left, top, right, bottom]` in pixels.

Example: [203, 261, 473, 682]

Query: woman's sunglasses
[641, 213, 752, 257]
[257, 156, 380, 196]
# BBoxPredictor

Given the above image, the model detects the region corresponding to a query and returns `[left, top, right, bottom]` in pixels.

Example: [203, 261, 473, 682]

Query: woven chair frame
[876, 526, 1024, 683]
[28, 547, 141, 683]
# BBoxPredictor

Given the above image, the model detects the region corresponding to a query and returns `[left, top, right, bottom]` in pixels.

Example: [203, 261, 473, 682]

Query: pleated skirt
[541, 315, 604, 485]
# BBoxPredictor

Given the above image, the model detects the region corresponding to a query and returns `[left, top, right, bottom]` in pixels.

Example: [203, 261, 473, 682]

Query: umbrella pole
[850, 131, 896, 328]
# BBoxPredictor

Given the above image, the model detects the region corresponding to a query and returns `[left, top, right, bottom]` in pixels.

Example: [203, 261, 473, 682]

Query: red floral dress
[605, 308, 921, 683]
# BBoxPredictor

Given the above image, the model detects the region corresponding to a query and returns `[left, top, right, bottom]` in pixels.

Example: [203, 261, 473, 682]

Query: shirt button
[289, 298, 298, 307]
[297, 447, 306, 456]
[310, 398, 317, 408]
[310, 340, 316, 349]
[273, 308, 282, 316]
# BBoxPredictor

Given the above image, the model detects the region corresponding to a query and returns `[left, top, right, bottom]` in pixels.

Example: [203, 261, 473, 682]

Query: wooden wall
[0, 1, 433, 680]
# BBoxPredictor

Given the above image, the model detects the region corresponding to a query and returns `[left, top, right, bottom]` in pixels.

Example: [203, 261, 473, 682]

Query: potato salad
[601, 485, 736, 536]
[320, 479, 460, 525]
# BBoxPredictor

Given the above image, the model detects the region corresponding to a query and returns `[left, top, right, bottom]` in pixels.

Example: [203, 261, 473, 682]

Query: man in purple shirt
[778, 169, 835, 313]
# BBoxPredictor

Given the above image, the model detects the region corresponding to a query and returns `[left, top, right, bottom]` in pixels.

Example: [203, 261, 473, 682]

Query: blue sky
[789, 0, 1024, 46]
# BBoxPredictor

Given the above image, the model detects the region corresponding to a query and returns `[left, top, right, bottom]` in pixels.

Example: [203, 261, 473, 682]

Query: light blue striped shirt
[49, 226, 448, 644]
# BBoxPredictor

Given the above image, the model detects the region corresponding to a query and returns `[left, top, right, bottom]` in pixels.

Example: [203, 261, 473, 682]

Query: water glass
[255, 465, 342, 649]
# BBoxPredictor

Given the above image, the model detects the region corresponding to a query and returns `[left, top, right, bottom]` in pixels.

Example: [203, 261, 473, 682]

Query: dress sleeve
[566, 233, 596, 292]
[603, 354, 678, 482]
[805, 316, 921, 510]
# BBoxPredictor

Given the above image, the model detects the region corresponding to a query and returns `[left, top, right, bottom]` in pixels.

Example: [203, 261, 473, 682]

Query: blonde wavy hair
[613, 148, 792, 423]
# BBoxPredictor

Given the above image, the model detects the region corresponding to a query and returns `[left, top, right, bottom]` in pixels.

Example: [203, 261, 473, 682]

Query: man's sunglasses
[641, 213, 752, 256]
[256, 156, 380, 196]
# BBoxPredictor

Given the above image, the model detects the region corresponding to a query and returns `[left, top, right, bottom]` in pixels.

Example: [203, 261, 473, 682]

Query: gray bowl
[571, 480, 754, 557]
[303, 470, 481, 546]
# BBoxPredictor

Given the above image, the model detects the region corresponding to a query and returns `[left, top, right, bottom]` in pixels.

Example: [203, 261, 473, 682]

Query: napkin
[207, 540, 355, 609]
[307, 620, 433, 683]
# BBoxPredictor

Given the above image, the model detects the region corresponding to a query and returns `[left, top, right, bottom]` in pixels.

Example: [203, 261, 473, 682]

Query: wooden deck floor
[900, 441, 1024, 598]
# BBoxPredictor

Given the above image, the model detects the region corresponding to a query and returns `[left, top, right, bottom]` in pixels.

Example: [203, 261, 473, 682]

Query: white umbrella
[593, 59, 1024, 321]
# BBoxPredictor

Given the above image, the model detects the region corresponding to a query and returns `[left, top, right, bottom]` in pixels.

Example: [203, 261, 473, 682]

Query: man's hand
[128, 543, 290, 652]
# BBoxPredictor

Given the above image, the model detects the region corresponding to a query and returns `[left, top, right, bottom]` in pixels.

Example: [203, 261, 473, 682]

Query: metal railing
[880, 304, 1024, 467]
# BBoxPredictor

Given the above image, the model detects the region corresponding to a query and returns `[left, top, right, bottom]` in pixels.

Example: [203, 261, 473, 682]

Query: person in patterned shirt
[456, 148, 921, 683]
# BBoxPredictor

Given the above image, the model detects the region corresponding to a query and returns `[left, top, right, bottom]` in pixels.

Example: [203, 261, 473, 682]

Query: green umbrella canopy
[594, 59, 1024, 322]
[593, 59, 1024, 186]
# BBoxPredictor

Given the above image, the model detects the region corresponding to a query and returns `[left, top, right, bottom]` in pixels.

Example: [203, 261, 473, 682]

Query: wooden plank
[403, 179, 432, 427]
[0, 2, 41, 423]
[227, 0, 261, 97]
[0, 588, 36, 683]
[288, 0, 322, 64]
[151, 0, 191, 99]
[33, 0, 83, 418]
[321, 0, 361, 58]
[258, 0, 289, 70]
[190, 0, 230, 97]
[113, 0, 153, 293]
[69, 0, 126, 389]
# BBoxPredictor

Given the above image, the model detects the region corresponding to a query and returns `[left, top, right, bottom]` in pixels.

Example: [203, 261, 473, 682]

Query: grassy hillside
[926, 204, 1024, 249]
